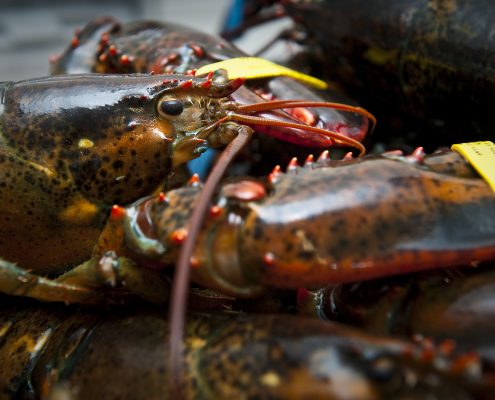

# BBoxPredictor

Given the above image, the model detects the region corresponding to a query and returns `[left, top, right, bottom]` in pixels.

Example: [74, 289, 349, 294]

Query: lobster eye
[158, 98, 184, 117]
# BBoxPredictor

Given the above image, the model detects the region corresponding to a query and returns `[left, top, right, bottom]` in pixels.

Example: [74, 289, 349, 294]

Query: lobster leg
[0, 254, 168, 305]
[0, 257, 104, 304]
[55, 252, 169, 304]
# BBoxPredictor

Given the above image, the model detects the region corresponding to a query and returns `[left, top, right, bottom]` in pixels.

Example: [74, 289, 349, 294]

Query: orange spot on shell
[209, 205, 223, 217]
[187, 174, 202, 186]
[171, 228, 188, 244]
[110, 205, 126, 220]
[222, 180, 267, 201]
[158, 192, 167, 203]
[201, 79, 212, 89]
[263, 252, 275, 266]
[450, 351, 481, 375]
[108, 45, 117, 56]
[71, 37, 79, 48]
[120, 54, 130, 65]
[190, 256, 200, 269]
[439, 339, 456, 355]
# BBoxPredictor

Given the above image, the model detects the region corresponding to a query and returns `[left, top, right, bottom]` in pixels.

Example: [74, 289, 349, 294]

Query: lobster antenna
[237, 99, 377, 134]
[168, 125, 253, 396]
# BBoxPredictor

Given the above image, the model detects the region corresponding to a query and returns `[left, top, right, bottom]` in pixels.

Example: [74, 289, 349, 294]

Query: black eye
[159, 99, 184, 116]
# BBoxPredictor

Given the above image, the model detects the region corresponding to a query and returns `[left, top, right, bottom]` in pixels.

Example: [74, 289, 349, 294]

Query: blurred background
[0, 0, 290, 81]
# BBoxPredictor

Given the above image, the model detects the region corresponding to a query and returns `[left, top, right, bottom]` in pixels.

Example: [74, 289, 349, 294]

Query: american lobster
[0, 296, 490, 399]
[1, 14, 494, 399]
[49, 16, 373, 148]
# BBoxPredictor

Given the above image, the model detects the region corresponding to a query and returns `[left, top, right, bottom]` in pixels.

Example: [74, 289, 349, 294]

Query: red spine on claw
[180, 79, 193, 89]
[110, 205, 126, 220]
[171, 228, 188, 245]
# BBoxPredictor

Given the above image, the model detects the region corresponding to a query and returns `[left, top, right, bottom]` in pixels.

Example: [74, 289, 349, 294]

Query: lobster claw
[172, 136, 208, 166]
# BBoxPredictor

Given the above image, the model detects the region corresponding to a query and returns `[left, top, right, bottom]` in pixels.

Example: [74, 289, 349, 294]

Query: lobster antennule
[227, 111, 367, 156]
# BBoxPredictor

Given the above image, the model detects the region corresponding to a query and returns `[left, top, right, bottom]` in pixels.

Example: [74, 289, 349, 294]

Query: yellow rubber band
[196, 57, 328, 90]
[451, 141, 495, 192]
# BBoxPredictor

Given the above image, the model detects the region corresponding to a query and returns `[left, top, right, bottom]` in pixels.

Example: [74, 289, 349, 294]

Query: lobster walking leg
[0, 255, 168, 305]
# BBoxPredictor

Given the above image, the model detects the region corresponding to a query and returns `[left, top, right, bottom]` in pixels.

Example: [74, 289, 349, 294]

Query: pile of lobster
[0, 1, 494, 398]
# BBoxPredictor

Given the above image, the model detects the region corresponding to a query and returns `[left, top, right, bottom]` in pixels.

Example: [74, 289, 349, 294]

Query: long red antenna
[168, 126, 253, 396]
[237, 99, 377, 133]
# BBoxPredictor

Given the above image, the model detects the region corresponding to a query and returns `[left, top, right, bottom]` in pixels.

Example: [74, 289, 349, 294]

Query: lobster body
[0, 298, 487, 399]
[102, 150, 495, 298]
[0, 74, 242, 272]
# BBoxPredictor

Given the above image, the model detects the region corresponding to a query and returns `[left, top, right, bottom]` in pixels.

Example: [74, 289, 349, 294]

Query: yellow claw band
[196, 57, 328, 90]
[452, 141, 495, 192]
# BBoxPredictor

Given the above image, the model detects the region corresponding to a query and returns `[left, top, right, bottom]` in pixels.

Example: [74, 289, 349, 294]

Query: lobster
[49, 17, 373, 149]
[222, 0, 495, 146]
[0, 18, 381, 393]
[2, 14, 492, 398]
[0, 70, 376, 292]
[0, 296, 490, 399]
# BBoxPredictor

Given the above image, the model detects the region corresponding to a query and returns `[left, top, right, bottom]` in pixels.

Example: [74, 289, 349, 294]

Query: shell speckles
[0, 73, 244, 271]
